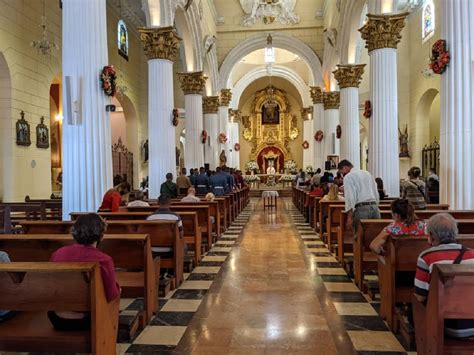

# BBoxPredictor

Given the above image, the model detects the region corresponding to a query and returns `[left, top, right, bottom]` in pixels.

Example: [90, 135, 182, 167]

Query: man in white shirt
[127, 191, 150, 207]
[181, 187, 201, 203]
[338, 159, 380, 232]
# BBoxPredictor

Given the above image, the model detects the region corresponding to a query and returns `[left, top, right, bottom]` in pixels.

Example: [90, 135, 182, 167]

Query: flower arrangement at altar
[281, 175, 295, 182]
[234, 143, 241, 152]
[302, 140, 309, 149]
[201, 130, 208, 144]
[430, 39, 450, 75]
[305, 166, 314, 174]
[244, 175, 260, 183]
[218, 133, 228, 144]
[314, 130, 324, 142]
[363, 101, 372, 119]
[100, 65, 117, 97]
[284, 160, 297, 173]
[245, 160, 258, 172]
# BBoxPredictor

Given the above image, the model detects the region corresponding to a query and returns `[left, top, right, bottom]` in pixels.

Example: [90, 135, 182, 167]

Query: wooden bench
[0, 234, 158, 326]
[413, 264, 474, 355]
[0, 262, 119, 354]
[0, 204, 44, 233]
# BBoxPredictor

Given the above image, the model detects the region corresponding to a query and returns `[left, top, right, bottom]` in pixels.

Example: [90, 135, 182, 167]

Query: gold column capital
[359, 13, 408, 53]
[229, 109, 241, 122]
[323, 91, 340, 110]
[178, 71, 207, 95]
[301, 107, 313, 121]
[220, 89, 232, 107]
[310, 86, 324, 104]
[138, 26, 181, 61]
[203, 96, 220, 114]
[333, 64, 366, 89]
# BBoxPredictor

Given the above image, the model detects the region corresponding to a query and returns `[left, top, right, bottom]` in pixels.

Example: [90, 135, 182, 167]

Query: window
[422, 0, 435, 42]
[118, 19, 129, 60]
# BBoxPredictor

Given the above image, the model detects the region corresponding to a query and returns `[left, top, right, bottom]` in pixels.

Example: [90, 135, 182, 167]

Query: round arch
[231, 66, 311, 109]
[219, 32, 323, 89]
[339, 0, 368, 64]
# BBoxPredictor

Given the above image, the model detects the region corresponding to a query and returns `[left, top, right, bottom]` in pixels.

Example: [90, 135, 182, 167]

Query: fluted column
[203, 96, 220, 170]
[333, 64, 366, 169]
[360, 12, 407, 197]
[139, 26, 181, 198]
[178, 72, 207, 170]
[310, 87, 324, 170]
[302, 107, 314, 168]
[323, 91, 340, 167]
[218, 89, 232, 164]
[228, 109, 241, 169]
[440, 1, 474, 209]
[62, 0, 112, 219]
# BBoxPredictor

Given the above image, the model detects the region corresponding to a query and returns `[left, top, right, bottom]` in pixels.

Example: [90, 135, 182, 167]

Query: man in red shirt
[99, 182, 130, 212]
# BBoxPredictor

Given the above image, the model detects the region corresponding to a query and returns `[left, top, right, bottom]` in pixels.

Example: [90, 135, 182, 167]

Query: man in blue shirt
[210, 167, 227, 196]
[195, 167, 210, 194]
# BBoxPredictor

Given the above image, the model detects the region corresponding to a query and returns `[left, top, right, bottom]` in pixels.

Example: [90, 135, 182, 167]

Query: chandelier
[30, 2, 58, 56]
[264, 33, 277, 108]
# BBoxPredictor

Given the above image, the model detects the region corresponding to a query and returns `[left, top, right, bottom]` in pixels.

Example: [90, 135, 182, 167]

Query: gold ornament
[178, 71, 207, 95]
[323, 91, 340, 110]
[138, 26, 181, 61]
[203, 96, 220, 114]
[301, 107, 313, 121]
[333, 64, 366, 89]
[309, 86, 323, 104]
[359, 13, 408, 53]
[220, 89, 232, 107]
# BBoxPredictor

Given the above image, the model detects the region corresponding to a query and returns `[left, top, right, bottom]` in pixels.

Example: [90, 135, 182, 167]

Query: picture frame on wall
[327, 155, 339, 170]
[36, 116, 49, 149]
[16, 110, 31, 146]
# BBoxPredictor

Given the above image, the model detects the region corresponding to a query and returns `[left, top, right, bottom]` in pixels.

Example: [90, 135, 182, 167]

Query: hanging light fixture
[31, 0, 59, 55]
[264, 34, 277, 109]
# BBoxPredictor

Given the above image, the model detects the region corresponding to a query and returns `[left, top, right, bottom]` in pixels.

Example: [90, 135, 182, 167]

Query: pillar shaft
[203, 96, 220, 170]
[323, 92, 340, 166]
[310, 87, 324, 170]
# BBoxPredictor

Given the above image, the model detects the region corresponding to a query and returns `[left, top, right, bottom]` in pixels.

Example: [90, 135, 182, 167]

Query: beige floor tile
[183, 272, 190, 280]
[313, 256, 338, 262]
[324, 282, 360, 292]
[193, 266, 221, 274]
[317, 268, 348, 275]
[161, 299, 202, 312]
[347, 331, 405, 352]
[215, 240, 236, 245]
[119, 298, 134, 311]
[116, 343, 130, 355]
[180, 280, 213, 289]
[211, 247, 233, 252]
[202, 256, 227, 262]
[333, 302, 378, 316]
[134, 325, 187, 346]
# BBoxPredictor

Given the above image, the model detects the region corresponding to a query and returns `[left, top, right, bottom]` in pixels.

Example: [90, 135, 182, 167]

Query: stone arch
[0, 52, 11, 201]
[219, 32, 323, 89]
[175, 1, 203, 71]
[339, 0, 368, 64]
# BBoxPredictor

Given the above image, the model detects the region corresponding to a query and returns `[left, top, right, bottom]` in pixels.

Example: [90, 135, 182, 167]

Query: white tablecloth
[262, 191, 279, 198]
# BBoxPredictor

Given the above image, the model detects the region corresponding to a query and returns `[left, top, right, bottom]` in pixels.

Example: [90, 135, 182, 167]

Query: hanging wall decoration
[302, 140, 309, 149]
[429, 39, 450, 75]
[234, 143, 241, 152]
[314, 130, 324, 142]
[363, 100, 372, 119]
[16, 111, 31, 146]
[336, 125, 342, 139]
[36, 116, 49, 148]
[100, 65, 117, 97]
[201, 130, 208, 144]
[172, 108, 179, 126]
[218, 132, 228, 144]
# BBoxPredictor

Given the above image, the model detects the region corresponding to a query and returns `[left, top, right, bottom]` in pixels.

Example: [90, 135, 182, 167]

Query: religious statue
[219, 150, 227, 167]
[399, 124, 410, 158]
[240, 0, 300, 26]
[266, 160, 276, 175]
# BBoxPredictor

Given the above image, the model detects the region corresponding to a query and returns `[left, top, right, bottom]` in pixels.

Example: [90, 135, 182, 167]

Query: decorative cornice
[333, 64, 366, 89]
[301, 107, 313, 121]
[309, 86, 323, 104]
[138, 26, 182, 61]
[359, 13, 409, 53]
[203, 96, 220, 114]
[323, 91, 340, 110]
[220, 89, 232, 107]
[178, 71, 207, 95]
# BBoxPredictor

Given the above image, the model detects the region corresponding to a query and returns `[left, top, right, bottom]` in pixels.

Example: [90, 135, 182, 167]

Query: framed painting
[36, 116, 49, 149]
[16, 110, 31, 146]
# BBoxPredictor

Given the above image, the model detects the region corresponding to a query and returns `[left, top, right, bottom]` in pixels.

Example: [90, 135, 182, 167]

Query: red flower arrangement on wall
[100, 65, 117, 97]
[234, 143, 241, 151]
[218, 133, 228, 144]
[302, 140, 309, 149]
[172, 108, 179, 126]
[201, 130, 208, 144]
[430, 39, 450, 75]
[363, 100, 372, 119]
[314, 130, 324, 142]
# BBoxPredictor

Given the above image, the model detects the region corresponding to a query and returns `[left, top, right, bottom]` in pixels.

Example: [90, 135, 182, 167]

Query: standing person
[160, 173, 178, 199]
[99, 182, 130, 212]
[427, 168, 439, 182]
[375, 177, 387, 201]
[311, 168, 322, 185]
[401, 167, 426, 210]
[296, 171, 307, 188]
[181, 187, 201, 203]
[176, 168, 192, 194]
[210, 167, 227, 196]
[338, 159, 380, 232]
[195, 167, 210, 194]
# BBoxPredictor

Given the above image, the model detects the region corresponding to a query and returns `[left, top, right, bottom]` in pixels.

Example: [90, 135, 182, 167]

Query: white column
[360, 13, 407, 197]
[310, 87, 325, 170]
[62, 0, 112, 219]
[139, 27, 181, 199]
[323, 91, 340, 167]
[440, 1, 474, 209]
[203, 96, 220, 170]
[178, 72, 207, 170]
[302, 109, 313, 168]
[218, 89, 232, 166]
[334, 64, 366, 169]
[228, 121, 240, 169]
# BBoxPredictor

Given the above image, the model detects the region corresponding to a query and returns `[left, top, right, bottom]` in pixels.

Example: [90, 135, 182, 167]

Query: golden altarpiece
[242, 85, 299, 173]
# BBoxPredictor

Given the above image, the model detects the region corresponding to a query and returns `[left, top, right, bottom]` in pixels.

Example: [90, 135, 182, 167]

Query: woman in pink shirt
[49, 213, 120, 330]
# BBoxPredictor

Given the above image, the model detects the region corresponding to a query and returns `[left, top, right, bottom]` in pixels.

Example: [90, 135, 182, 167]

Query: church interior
[0, 0, 474, 354]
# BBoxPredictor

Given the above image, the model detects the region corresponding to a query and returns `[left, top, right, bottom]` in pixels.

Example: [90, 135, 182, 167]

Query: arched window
[118, 19, 129, 60]
[422, 0, 435, 42]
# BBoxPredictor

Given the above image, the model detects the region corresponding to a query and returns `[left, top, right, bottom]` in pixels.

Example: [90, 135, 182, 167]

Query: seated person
[160, 173, 178, 199]
[370, 199, 426, 255]
[375, 177, 387, 200]
[414, 213, 474, 338]
[181, 187, 201, 203]
[127, 191, 150, 207]
[205, 192, 215, 202]
[99, 182, 130, 212]
[49, 214, 120, 330]
[321, 184, 344, 202]
[0, 251, 17, 322]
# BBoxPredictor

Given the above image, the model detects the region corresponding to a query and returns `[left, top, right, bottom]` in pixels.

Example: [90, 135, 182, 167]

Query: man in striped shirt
[414, 213, 474, 338]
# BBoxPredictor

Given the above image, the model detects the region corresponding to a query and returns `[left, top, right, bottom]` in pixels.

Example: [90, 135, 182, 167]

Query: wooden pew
[413, 264, 474, 355]
[171, 199, 221, 239]
[0, 262, 119, 354]
[0, 234, 158, 326]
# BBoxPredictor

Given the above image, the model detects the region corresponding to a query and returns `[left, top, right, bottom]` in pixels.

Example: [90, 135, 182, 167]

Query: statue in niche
[219, 150, 227, 167]
[240, 0, 300, 26]
[266, 159, 276, 175]
[399, 124, 410, 158]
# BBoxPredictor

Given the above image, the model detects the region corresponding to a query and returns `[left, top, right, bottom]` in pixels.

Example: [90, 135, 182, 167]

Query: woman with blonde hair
[322, 184, 344, 202]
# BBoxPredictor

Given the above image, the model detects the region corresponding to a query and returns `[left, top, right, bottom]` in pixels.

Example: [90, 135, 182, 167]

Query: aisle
[175, 198, 348, 354]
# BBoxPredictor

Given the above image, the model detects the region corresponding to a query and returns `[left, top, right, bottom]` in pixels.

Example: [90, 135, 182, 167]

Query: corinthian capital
[309, 87, 323, 104]
[178, 72, 207, 95]
[323, 91, 340, 110]
[359, 13, 408, 53]
[333, 64, 366, 89]
[203, 96, 220, 114]
[220, 89, 232, 107]
[138, 26, 181, 61]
